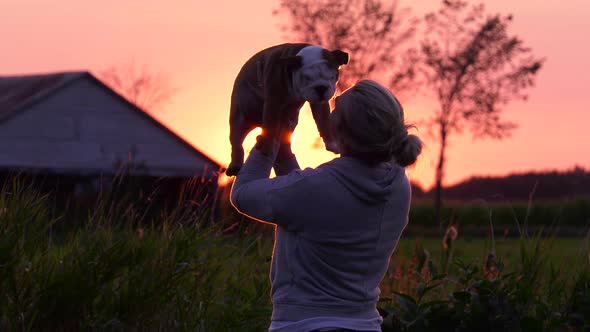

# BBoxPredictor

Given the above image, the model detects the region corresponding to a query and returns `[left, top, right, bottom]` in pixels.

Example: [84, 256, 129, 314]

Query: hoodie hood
[320, 156, 404, 204]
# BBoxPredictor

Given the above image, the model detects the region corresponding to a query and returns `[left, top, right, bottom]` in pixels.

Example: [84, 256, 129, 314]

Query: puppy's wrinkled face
[292, 46, 348, 103]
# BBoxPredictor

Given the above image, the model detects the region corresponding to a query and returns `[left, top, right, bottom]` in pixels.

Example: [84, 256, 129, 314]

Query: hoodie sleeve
[230, 149, 304, 224]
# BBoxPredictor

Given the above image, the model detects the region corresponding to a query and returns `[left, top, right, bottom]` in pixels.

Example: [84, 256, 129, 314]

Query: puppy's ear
[331, 50, 349, 66]
[279, 56, 303, 71]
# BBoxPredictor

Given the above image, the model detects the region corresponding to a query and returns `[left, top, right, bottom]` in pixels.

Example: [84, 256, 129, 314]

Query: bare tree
[420, 0, 544, 227]
[97, 63, 176, 112]
[273, 0, 419, 94]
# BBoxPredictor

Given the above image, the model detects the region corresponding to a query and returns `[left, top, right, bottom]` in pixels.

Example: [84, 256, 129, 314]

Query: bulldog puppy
[226, 43, 349, 176]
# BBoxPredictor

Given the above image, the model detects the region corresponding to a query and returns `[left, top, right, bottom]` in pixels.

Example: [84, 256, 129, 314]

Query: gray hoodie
[231, 149, 411, 323]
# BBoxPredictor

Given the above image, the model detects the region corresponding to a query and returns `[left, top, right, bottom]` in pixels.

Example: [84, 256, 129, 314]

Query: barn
[0, 71, 223, 214]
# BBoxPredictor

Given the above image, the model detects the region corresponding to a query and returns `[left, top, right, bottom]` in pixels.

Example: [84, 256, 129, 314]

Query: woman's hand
[254, 134, 280, 158]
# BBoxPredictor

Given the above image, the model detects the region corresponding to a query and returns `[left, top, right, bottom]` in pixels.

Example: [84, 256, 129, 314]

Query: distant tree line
[411, 165, 590, 202]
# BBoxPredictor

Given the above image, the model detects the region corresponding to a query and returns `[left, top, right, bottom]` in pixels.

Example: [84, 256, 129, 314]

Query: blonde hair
[330, 80, 423, 167]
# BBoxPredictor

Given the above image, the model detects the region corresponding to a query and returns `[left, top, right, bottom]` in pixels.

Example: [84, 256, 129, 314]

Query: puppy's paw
[225, 161, 243, 177]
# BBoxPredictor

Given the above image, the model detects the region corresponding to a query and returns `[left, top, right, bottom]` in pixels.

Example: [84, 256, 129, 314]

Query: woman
[231, 80, 423, 332]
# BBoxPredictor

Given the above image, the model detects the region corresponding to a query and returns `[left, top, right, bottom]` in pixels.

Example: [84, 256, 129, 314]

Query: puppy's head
[284, 46, 349, 103]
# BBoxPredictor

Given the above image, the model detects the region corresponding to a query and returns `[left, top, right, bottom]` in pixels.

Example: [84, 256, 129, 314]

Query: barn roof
[0, 71, 223, 173]
[0, 72, 85, 121]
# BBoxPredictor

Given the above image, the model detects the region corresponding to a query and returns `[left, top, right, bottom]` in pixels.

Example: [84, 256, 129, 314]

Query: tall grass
[1, 176, 589, 331]
[379, 204, 590, 331]
[0, 177, 272, 331]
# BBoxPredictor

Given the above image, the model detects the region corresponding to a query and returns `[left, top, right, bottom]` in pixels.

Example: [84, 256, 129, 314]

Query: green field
[395, 237, 590, 270]
[1, 179, 589, 330]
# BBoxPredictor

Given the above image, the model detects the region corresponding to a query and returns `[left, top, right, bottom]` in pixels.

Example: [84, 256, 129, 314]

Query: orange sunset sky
[2, 0, 589, 189]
